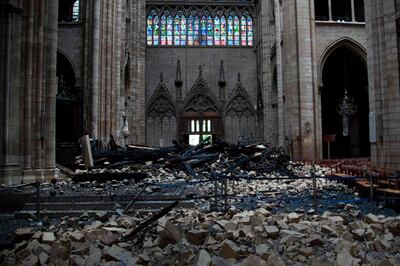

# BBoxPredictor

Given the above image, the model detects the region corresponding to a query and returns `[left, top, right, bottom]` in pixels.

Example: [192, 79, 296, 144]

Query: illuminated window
[161, 15, 167, 45]
[167, 15, 173, 45]
[189, 119, 212, 146]
[227, 16, 234, 46]
[241, 16, 247, 46]
[247, 16, 253, 46]
[174, 15, 181, 45]
[146, 9, 253, 47]
[214, 16, 221, 46]
[188, 15, 194, 45]
[194, 16, 200, 45]
[201, 16, 207, 46]
[180, 14, 187, 45]
[234, 16, 240, 46]
[207, 15, 213, 46]
[153, 15, 159, 45]
[72, 0, 80, 21]
[221, 16, 227, 46]
[147, 14, 153, 45]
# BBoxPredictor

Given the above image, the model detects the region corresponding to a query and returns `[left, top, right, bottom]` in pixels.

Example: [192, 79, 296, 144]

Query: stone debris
[0, 208, 399, 265]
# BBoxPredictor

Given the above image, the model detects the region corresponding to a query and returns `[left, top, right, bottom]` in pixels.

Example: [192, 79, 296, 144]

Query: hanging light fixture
[336, 52, 357, 137]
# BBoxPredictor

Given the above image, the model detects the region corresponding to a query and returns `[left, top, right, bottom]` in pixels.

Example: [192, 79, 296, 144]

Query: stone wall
[365, 0, 400, 169]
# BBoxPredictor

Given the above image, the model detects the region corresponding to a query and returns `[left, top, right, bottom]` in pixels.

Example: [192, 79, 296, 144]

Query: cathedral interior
[1, 0, 400, 265]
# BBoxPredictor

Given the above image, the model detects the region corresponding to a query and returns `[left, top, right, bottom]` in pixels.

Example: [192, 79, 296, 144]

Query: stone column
[274, 0, 285, 147]
[44, 0, 59, 177]
[90, 0, 101, 139]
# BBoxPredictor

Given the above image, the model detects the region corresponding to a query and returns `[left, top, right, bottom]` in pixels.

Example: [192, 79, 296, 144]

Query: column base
[0, 164, 23, 185]
[23, 168, 60, 183]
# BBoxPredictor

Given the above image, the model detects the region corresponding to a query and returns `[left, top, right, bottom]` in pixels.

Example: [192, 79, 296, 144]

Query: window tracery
[146, 7, 254, 47]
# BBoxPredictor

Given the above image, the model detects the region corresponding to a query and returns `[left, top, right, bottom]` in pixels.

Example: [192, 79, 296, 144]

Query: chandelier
[336, 89, 357, 137]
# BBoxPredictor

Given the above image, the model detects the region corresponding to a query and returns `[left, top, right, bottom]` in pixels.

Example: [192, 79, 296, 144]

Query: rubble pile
[1, 206, 400, 265]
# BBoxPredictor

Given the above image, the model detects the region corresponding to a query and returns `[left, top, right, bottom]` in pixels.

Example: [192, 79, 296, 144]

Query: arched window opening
[147, 14, 154, 45]
[180, 14, 187, 45]
[201, 15, 207, 46]
[207, 15, 214, 46]
[59, 0, 81, 22]
[153, 15, 160, 45]
[234, 16, 240, 46]
[174, 15, 181, 45]
[72, 0, 80, 21]
[161, 15, 167, 45]
[241, 16, 247, 46]
[227, 15, 234, 46]
[332, 0, 352, 22]
[315, 0, 329, 21]
[194, 16, 200, 46]
[354, 0, 365, 22]
[214, 16, 221, 46]
[247, 15, 253, 46]
[188, 15, 194, 46]
[167, 15, 173, 45]
[221, 16, 227, 46]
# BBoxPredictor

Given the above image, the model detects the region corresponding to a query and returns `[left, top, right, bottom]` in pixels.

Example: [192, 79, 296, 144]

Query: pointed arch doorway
[320, 42, 370, 159]
[56, 51, 83, 165]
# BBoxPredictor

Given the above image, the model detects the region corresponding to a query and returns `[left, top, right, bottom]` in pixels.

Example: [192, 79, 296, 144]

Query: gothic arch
[146, 82, 177, 147]
[146, 82, 177, 120]
[57, 49, 77, 86]
[224, 76, 256, 142]
[318, 37, 367, 86]
[182, 69, 221, 113]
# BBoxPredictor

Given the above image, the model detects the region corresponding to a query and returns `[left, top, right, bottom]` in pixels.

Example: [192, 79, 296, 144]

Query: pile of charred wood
[73, 136, 295, 182]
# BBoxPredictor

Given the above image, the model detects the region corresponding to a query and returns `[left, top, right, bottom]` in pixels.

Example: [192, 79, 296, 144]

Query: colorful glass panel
[241, 16, 247, 46]
[233, 16, 240, 46]
[160, 15, 167, 45]
[167, 15, 173, 45]
[247, 16, 253, 46]
[214, 16, 220, 46]
[147, 15, 153, 45]
[201, 16, 207, 46]
[174, 15, 180, 45]
[188, 15, 194, 46]
[193, 16, 200, 45]
[153, 15, 159, 45]
[220, 16, 226, 46]
[180, 15, 186, 45]
[227, 16, 233, 46]
[207, 15, 213, 46]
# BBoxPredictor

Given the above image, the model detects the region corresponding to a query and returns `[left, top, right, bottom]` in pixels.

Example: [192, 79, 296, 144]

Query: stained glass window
[234, 16, 240, 46]
[72, 0, 80, 21]
[207, 15, 213, 46]
[221, 16, 227, 46]
[194, 16, 200, 45]
[180, 15, 186, 45]
[147, 14, 153, 45]
[188, 15, 194, 46]
[174, 15, 181, 45]
[153, 15, 159, 46]
[227, 16, 234, 46]
[214, 16, 221, 46]
[247, 16, 253, 46]
[201, 16, 207, 46]
[241, 16, 247, 46]
[161, 15, 167, 45]
[147, 10, 252, 47]
[167, 15, 173, 45]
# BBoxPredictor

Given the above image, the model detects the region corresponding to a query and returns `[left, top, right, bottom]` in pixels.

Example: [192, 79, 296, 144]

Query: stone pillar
[274, 0, 285, 147]
[281, 0, 319, 160]
[0, 1, 24, 184]
[90, 0, 100, 139]
[44, 0, 59, 177]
